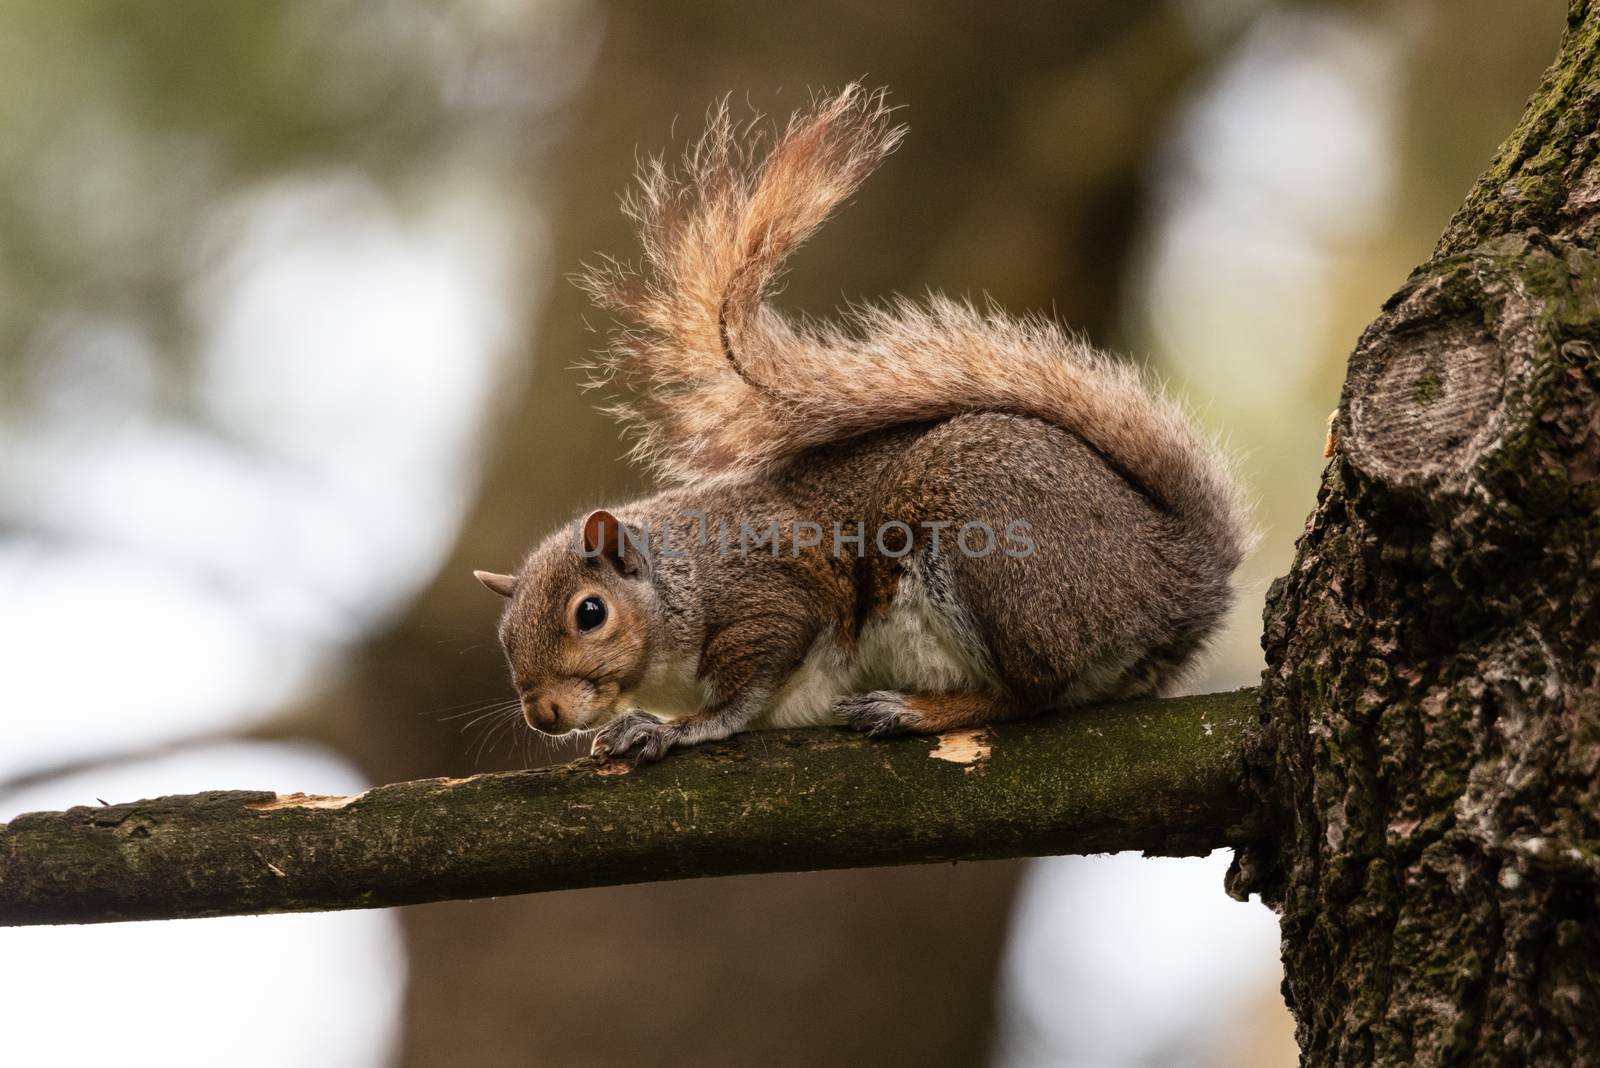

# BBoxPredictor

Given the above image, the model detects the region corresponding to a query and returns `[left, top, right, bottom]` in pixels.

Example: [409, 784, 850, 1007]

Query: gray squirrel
[473, 85, 1248, 764]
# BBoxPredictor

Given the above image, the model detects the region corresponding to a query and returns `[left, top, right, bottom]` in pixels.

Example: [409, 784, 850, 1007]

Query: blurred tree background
[0, 1, 1566, 1065]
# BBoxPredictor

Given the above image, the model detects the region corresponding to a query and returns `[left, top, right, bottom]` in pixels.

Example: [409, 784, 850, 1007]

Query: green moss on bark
[0, 690, 1258, 925]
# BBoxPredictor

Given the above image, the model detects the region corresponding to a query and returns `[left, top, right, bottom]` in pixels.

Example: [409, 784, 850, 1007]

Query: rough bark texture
[1229, 4, 1600, 1064]
[0, 690, 1255, 926]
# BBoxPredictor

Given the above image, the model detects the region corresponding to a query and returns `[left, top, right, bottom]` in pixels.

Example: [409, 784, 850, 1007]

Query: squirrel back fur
[576, 84, 1248, 570]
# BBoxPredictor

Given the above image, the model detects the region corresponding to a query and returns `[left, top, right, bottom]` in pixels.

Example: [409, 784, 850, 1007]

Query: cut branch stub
[1340, 234, 1600, 504]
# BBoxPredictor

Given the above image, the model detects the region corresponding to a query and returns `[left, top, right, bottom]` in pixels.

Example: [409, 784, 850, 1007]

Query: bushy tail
[577, 85, 1247, 564]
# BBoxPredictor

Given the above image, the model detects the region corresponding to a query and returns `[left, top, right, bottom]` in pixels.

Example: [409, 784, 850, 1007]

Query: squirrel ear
[473, 570, 517, 598]
[580, 509, 649, 578]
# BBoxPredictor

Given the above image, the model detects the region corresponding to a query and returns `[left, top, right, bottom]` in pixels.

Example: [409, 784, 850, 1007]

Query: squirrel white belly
[763, 565, 1001, 730]
[472, 85, 1249, 764]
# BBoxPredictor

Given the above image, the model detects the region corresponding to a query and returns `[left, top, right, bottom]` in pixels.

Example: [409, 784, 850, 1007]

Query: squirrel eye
[574, 596, 607, 633]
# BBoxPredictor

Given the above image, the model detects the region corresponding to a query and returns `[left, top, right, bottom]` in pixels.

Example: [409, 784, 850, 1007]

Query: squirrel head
[474, 509, 656, 736]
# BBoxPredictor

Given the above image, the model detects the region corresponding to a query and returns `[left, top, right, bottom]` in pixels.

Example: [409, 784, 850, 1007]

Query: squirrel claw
[591, 710, 675, 764]
[836, 691, 919, 738]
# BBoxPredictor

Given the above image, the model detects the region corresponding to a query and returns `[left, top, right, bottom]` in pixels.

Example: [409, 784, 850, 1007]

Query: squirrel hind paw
[835, 691, 920, 737]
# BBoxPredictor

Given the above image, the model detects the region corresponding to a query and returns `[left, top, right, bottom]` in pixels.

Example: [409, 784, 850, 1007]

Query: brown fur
[900, 693, 1012, 733]
[482, 86, 1251, 764]
[494, 524, 658, 731]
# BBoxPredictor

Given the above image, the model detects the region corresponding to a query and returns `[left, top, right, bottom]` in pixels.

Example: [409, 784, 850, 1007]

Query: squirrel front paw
[835, 691, 919, 737]
[590, 710, 677, 764]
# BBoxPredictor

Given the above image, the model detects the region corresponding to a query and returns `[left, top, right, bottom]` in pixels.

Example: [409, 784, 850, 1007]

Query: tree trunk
[1229, 3, 1600, 1064]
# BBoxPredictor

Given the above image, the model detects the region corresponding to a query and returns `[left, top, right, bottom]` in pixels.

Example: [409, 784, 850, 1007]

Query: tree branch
[0, 690, 1257, 926]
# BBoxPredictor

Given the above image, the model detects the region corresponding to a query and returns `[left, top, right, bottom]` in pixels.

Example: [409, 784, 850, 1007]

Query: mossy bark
[1229, 3, 1600, 1064]
[0, 690, 1255, 925]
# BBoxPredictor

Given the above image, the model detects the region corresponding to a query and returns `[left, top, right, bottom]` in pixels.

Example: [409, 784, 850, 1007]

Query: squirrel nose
[523, 693, 563, 731]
